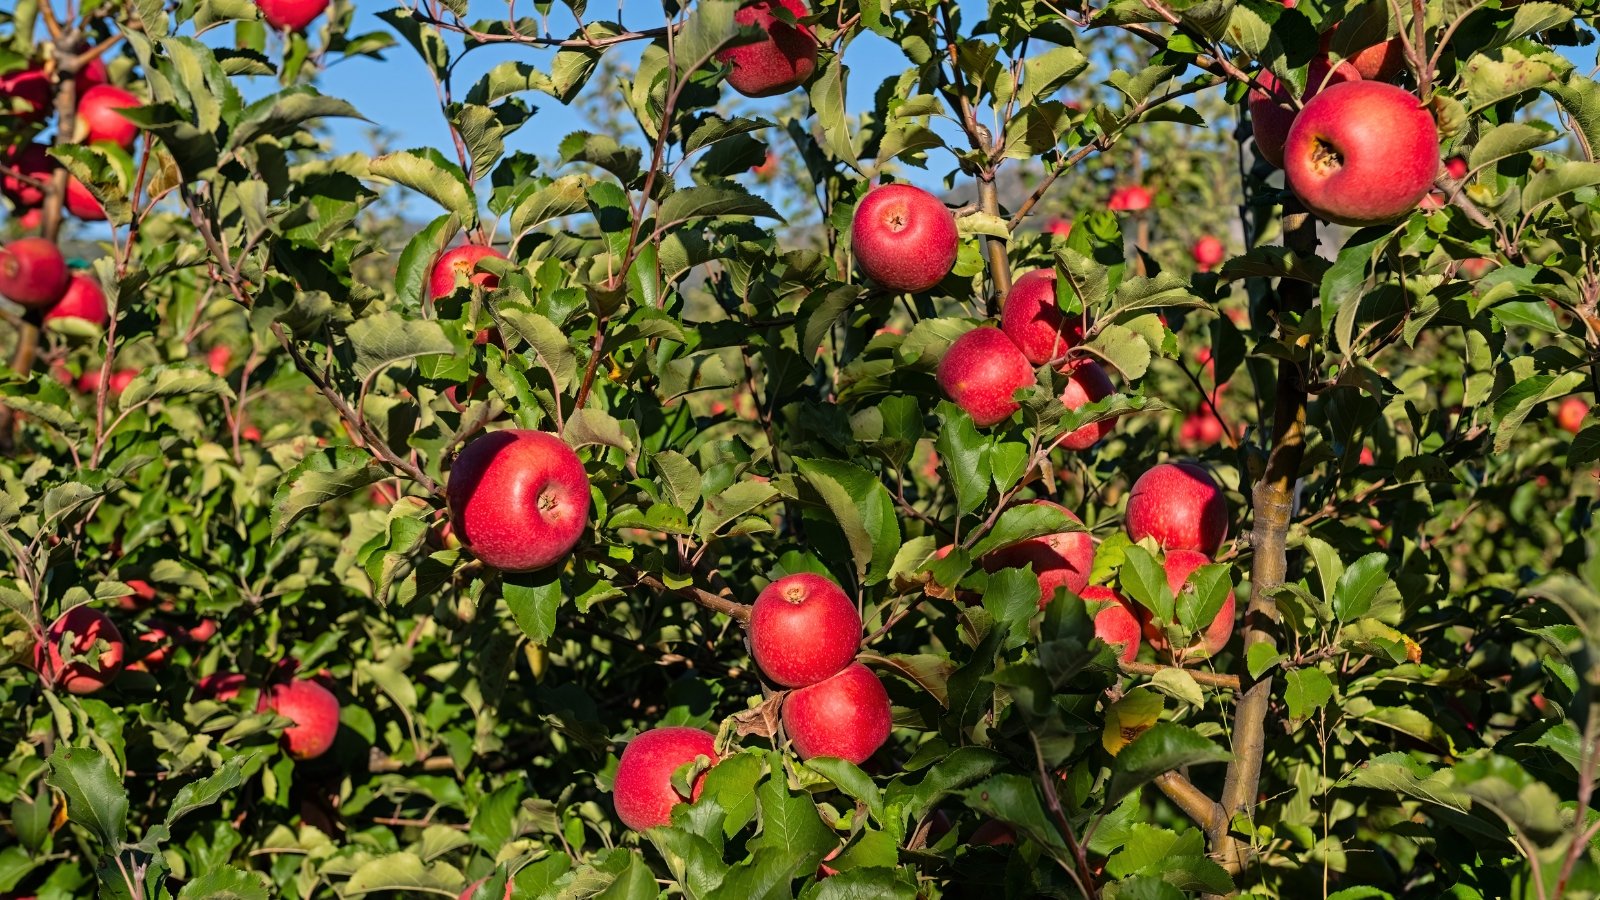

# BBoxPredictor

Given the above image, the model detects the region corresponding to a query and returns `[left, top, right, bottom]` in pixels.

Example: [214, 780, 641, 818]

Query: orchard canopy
[4, 0, 1600, 897]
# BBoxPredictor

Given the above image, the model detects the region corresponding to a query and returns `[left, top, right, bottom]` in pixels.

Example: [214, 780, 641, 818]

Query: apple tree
[2, 0, 1600, 898]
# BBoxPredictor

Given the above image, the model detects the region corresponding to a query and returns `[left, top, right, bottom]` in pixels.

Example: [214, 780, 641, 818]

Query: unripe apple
[35, 606, 125, 694]
[782, 662, 892, 764]
[612, 726, 719, 831]
[981, 501, 1094, 608]
[76, 85, 141, 149]
[1058, 360, 1116, 451]
[256, 0, 329, 31]
[0, 238, 71, 309]
[1558, 396, 1588, 434]
[1, 144, 58, 208]
[65, 176, 105, 221]
[1080, 585, 1140, 663]
[1247, 62, 1361, 169]
[195, 672, 246, 701]
[458, 877, 512, 900]
[428, 244, 506, 301]
[1141, 549, 1235, 658]
[1191, 235, 1225, 271]
[260, 679, 340, 760]
[1125, 462, 1229, 555]
[850, 184, 958, 294]
[1000, 268, 1082, 364]
[1284, 81, 1439, 227]
[749, 573, 861, 687]
[42, 273, 108, 327]
[1107, 185, 1152, 212]
[446, 430, 591, 572]
[937, 326, 1033, 427]
[717, 0, 818, 98]
[0, 66, 52, 123]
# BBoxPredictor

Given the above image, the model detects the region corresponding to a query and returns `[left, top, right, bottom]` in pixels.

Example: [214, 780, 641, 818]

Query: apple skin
[1192, 235, 1225, 271]
[118, 578, 159, 612]
[35, 606, 125, 695]
[1, 144, 57, 209]
[1140, 549, 1235, 658]
[42, 273, 108, 327]
[782, 662, 892, 764]
[970, 820, 1017, 846]
[612, 726, 719, 831]
[66, 175, 106, 221]
[1179, 411, 1226, 448]
[0, 66, 52, 123]
[937, 326, 1034, 427]
[256, 0, 329, 31]
[717, 0, 817, 98]
[749, 573, 862, 688]
[1000, 268, 1082, 365]
[260, 679, 340, 760]
[1558, 396, 1588, 434]
[447, 430, 591, 572]
[1284, 81, 1439, 227]
[1080, 585, 1140, 663]
[77, 85, 141, 149]
[0, 238, 70, 309]
[77, 368, 138, 395]
[195, 672, 246, 702]
[1107, 185, 1152, 211]
[129, 620, 178, 672]
[429, 244, 506, 301]
[981, 500, 1094, 609]
[1044, 217, 1072, 238]
[850, 184, 958, 294]
[1247, 62, 1361, 169]
[1125, 462, 1229, 556]
[457, 878, 512, 900]
[1058, 360, 1116, 451]
[77, 57, 108, 93]
[1321, 26, 1404, 81]
[207, 345, 233, 376]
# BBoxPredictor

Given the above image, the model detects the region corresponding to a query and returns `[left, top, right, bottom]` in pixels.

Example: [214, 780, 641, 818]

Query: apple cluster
[2, 55, 137, 226]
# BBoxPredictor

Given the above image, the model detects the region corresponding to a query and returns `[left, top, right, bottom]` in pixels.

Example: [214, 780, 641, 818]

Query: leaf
[563, 408, 635, 457]
[1019, 46, 1088, 105]
[1083, 322, 1153, 380]
[495, 307, 577, 393]
[342, 852, 465, 895]
[699, 479, 779, 538]
[503, 569, 563, 645]
[175, 867, 271, 899]
[934, 401, 991, 516]
[1105, 722, 1230, 806]
[46, 747, 128, 848]
[967, 503, 1085, 559]
[1468, 122, 1558, 171]
[1341, 752, 1467, 811]
[118, 365, 235, 410]
[655, 185, 782, 231]
[270, 446, 385, 540]
[805, 758, 885, 825]
[164, 753, 255, 829]
[1149, 668, 1204, 708]
[347, 312, 456, 379]
[509, 174, 593, 236]
[808, 56, 858, 168]
[1283, 667, 1334, 721]
[1331, 552, 1389, 622]
[1102, 687, 1163, 756]
[794, 458, 900, 585]
[747, 764, 835, 865]
[369, 148, 476, 226]
[1522, 160, 1600, 214]
[1118, 545, 1173, 624]
[395, 213, 460, 306]
[229, 86, 363, 148]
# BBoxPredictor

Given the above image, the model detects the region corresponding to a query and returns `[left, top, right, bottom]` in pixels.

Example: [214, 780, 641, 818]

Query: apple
[207, 345, 233, 375]
[1247, 61, 1361, 169]
[1179, 411, 1225, 448]
[0, 238, 70, 309]
[1558, 396, 1588, 434]
[429, 244, 506, 301]
[76, 85, 141, 149]
[1191, 235, 1225, 272]
[65, 175, 105, 221]
[1140, 549, 1235, 658]
[718, 0, 817, 98]
[937, 326, 1034, 427]
[129, 620, 178, 672]
[970, 820, 1018, 846]
[1081, 585, 1140, 663]
[1, 143, 58, 208]
[118, 578, 159, 612]
[1107, 185, 1152, 212]
[1320, 26, 1404, 81]
[77, 368, 138, 395]
[446, 430, 591, 572]
[1000, 268, 1082, 364]
[1044, 217, 1072, 238]
[1058, 360, 1117, 451]
[195, 672, 246, 701]
[612, 726, 719, 831]
[256, 0, 329, 31]
[1, 65, 52, 123]
[750, 151, 779, 178]
[782, 662, 892, 764]
[1284, 81, 1440, 227]
[749, 573, 862, 687]
[1125, 461, 1229, 555]
[260, 679, 340, 760]
[188, 619, 219, 643]
[76, 57, 108, 93]
[981, 501, 1094, 608]
[42, 273, 108, 327]
[850, 183, 958, 293]
[35, 606, 125, 694]
[458, 878, 512, 900]
[1444, 156, 1468, 180]
[241, 425, 263, 442]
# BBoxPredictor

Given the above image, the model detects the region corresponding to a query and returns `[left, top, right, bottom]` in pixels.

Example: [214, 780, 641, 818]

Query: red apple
[256, 0, 329, 31]
[78, 368, 138, 394]
[207, 345, 233, 375]
[1125, 462, 1229, 555]
[118, 579, 159, 612]
[260, 679, 340, 760]
[981, 501, 1094, 609]
[76, 57, 108, 93]
[187, 619, 219, 643]
[458, 878, 512, 900]
[195, 672, 246, 702]
[35, 606, 125, 694]
[1081, 585, 1140, 663]
[717, 0, 817, 98]
[1247, 61, 1361, 169]
[65, 175, 105, 221]
[1558, 396, 1588, 434]
[242, 425, 263, 442]
[428, 244, 506, 301]
[42, 273, 108, 327]
[1107, 185, 1152, 212]
[1142, 549, 1235, 658]
[612, 726, 718, 831]
[749, 573, 861, 687]
[937, 326, 1034, 427]
[0, 238, 70, 309]
[750, 151, 779, 178]
[446, 430, 591, 572]
[1, 65, 52, 123]
[781, 662, 892, 764]
[1058, 360, 1116, 450]
[1284, 81, 1439, 227]
[1, 143, 58, 209]
[1444, 156, 1468, 180]
[129, 620, 178, 672]
[1044, 217, 1072, 238]
[850, 184, 958, 294]
[1179, 411, 1225, 448]
[1321, 26, 1404, 81]
[1000, 268, 1083, 364]
[76, 84, 141, 149]
[1191, 235, 1225, 271]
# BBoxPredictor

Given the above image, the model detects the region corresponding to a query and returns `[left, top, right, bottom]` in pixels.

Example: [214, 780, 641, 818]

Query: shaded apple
[447, 430, 591, 572]
[981, 500, 1094, 609]
[1246, 61, 1361, 169]
[749, 573, 861, 687]
[850, 184, 958, 293]
[0, 66, 52, 123]
[1058, 360, 1117, 450]
[35, 606, 125, 694]
[782, 662, 892, 764]
[1, 144, 57, 209]
[937, 326, 1033, 427]
[612, 726, 718, 831]
[1000, 268, 1082, 365]
[1142, 549, 1235, 658]
[1080, 585, 1140, 663]
[1125, 461, 1229, 555]
[717, 0, 817, 98]
[195, 672, 246, 702]
[65, 175, 105, 221]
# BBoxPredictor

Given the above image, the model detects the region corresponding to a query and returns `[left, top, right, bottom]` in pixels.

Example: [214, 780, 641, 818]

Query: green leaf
[968, 503, 1084, 559]
[1283, 667, 1334, 721]
[229, 86, 363, 148]
[1083, 322, 1153, 380]
[961, 774, 1064, 849]
[1175, 562, 1231, 636]
[270, 446, 385, 540]
[805, 758, 885, 825]
[495, 307, 577, 393]
[655, 185, 782, 231]
[1019, 46, 1088, 105]
[1105, 723, 1230, 807]
[808, 56, 858, 168]
[347, 312, 457, 379]
[503, 569, 563, 645]
[46, 747, 128, 848]
[164, 753, 256, 829]
[118, 365, 235, 410]
[369, 148, 476, 227]
[1331, 552, 1388, 622]
[563, 408, 635, 457]
[342, 852, 466, 895]
[509, 174, 593, 236]
[1118, 545, 1173, 624]
[794, 458, 900, 585]
[558, 131, 643, 185]
[395, 214, 460, 306]
[747, 764, 835, 866]
[934, 401, 991, 516]
[176, 867, 271, 899]
[1468, 122, 1558, 171]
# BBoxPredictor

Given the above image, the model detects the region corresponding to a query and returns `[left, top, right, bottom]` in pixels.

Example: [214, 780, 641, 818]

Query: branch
[1120, 661, 1240, 691]
[1155, 771, 1224, 833]
[607, 559, 752, 624]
